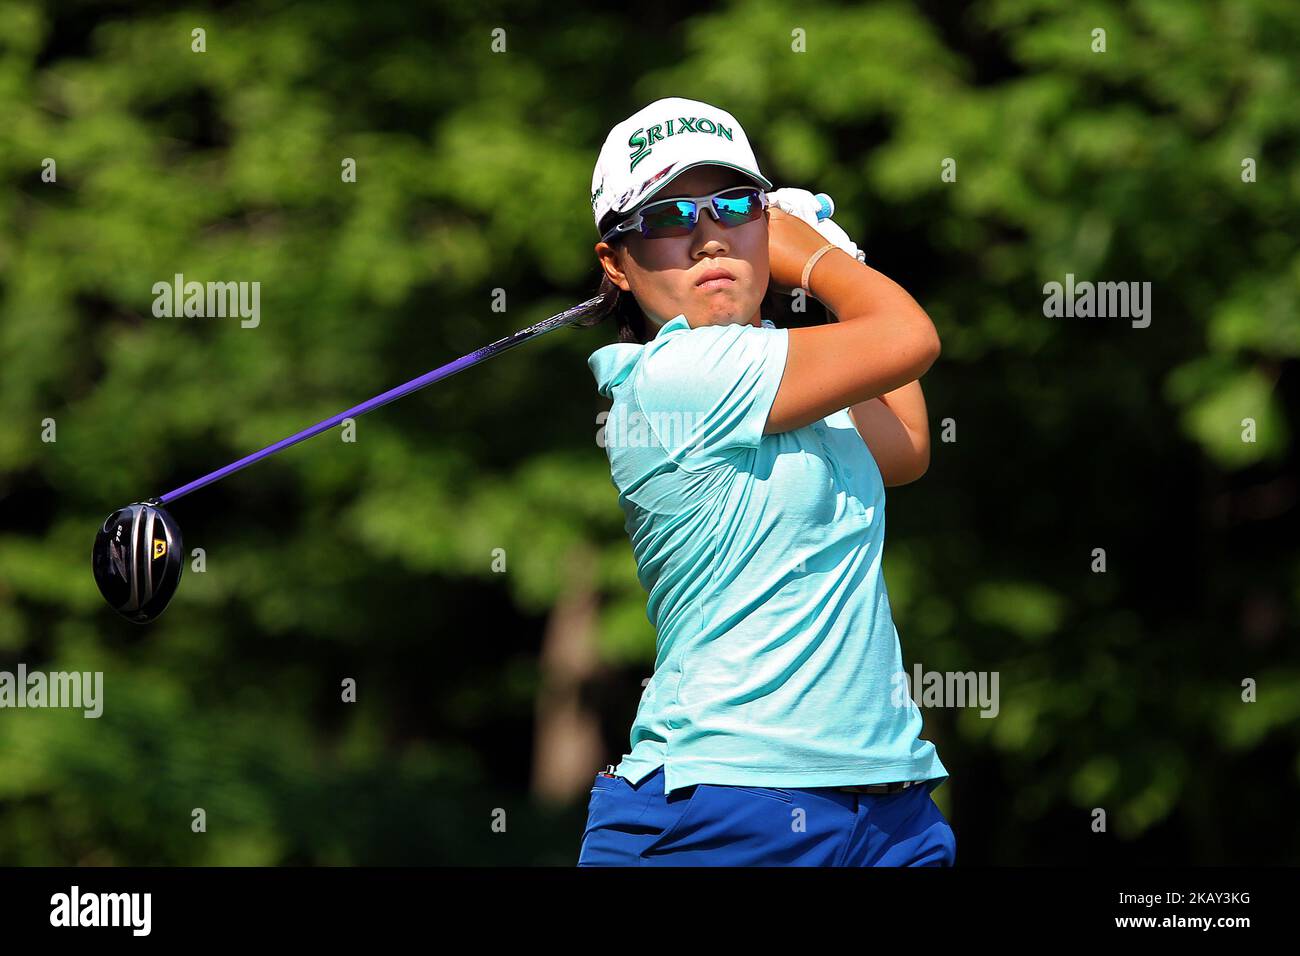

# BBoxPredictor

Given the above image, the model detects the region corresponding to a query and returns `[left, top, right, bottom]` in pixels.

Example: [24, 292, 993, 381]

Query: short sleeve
[633, 321, 789, 465]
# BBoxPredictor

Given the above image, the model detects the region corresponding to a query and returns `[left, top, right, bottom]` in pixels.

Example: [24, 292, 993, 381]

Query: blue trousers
[577, 766, 956, 866]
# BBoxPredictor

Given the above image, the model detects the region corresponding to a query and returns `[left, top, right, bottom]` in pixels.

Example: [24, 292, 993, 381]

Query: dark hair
[576, 220, 830, 344]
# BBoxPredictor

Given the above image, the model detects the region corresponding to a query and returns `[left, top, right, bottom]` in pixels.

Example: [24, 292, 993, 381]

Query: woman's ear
[595, 241, 632, 292]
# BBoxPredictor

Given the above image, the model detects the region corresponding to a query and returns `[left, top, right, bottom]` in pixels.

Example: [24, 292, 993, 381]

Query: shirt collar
[587, 315, 773, 399]
[656, 313, 692, 336]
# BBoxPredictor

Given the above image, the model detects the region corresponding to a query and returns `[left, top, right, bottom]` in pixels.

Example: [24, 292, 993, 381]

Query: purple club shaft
[157, 296, 603, 504]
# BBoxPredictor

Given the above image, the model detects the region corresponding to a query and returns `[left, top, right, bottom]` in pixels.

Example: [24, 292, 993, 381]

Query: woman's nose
[693, 212, 729, 252]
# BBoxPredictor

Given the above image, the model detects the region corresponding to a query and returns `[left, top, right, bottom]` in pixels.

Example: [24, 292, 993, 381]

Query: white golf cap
[590, 96, 773, 235]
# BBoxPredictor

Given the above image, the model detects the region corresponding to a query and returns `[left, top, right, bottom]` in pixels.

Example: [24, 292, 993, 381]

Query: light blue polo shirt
[589, 313, 947, 795]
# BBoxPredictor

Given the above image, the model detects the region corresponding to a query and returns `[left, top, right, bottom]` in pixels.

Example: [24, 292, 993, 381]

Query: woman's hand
[766, 206, 837, 296]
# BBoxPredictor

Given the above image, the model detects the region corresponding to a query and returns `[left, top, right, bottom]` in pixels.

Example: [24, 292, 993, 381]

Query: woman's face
[595, 165, 770, 335]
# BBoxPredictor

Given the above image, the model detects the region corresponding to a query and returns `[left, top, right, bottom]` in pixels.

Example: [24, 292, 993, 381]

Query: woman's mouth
[695, 268, 736, 291]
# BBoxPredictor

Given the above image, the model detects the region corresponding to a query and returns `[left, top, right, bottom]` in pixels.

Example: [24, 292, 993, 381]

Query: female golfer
[577, 97, 955, 866]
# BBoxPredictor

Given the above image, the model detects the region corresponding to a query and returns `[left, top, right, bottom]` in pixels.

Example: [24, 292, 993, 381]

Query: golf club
[92, 192, 836, 623]
[92, 294, 604, 623]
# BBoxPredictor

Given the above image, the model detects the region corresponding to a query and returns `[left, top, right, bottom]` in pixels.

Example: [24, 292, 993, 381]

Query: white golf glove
[766, 187, 865, 265]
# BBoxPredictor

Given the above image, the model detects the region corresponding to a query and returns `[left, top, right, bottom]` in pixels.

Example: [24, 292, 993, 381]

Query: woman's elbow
[891, 308, 940, 383]
[913, 321, 941, 377]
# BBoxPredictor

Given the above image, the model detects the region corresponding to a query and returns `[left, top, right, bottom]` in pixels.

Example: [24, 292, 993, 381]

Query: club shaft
[157, 295, 604, 504]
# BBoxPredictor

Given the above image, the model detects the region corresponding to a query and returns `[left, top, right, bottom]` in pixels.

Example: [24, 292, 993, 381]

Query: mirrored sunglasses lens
[714, 188, 763, 224]
[641, 200, 697, 237]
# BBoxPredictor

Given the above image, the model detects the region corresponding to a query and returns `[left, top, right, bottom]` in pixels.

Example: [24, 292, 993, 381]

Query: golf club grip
[156, 295, 605, 504]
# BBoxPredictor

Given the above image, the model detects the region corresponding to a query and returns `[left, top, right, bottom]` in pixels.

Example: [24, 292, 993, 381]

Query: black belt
[601, 766, 925, 794]
[837, 780, 925, 794]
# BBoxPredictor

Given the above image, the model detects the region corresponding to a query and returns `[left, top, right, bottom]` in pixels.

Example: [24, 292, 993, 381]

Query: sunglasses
[601, 186, 769, 243]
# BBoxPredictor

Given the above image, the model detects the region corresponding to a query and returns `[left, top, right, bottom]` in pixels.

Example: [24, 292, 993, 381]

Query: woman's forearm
[811, 256, 936, 480]
[764, 242, 941, 435]
[874, 379, 930, 438]
[849, 380, 932, 485]
[808, 251, 939, 353]
[812, 257, 936, 439]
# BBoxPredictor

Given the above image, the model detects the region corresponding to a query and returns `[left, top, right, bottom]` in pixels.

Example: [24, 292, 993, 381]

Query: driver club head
[92, 501, 184, 624]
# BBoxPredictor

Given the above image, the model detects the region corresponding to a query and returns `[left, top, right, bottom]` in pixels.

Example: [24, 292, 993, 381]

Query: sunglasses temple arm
[155, 295, 605, 505]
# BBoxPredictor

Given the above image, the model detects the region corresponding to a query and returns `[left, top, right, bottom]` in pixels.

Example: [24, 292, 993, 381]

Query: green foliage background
[0, 0, 1296, 864]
